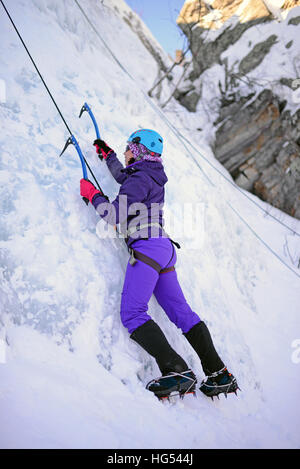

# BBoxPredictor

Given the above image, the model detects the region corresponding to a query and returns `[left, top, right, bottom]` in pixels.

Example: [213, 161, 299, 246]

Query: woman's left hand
[80, 179, 102, 203]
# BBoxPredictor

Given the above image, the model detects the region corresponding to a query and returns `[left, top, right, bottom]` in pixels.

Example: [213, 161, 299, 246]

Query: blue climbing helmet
[128, 129, 163, 155]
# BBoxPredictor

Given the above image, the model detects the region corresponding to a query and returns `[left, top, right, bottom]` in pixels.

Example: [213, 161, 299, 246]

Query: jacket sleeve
[92, 171, 150, 225]
[105, 152, 127, 185]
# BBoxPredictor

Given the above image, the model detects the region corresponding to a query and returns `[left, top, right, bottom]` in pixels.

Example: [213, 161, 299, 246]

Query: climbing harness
[127, 223, 179, 274]
[128, 248, 176, 274]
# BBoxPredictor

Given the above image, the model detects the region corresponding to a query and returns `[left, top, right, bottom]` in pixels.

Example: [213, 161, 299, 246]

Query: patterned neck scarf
[127, 142, 162, 163]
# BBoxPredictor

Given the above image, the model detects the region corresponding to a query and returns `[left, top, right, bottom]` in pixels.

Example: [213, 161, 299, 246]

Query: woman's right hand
[93, 139, 114, 161]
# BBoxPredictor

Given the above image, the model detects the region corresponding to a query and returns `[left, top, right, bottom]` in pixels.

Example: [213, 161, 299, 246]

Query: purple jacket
[92, 152, 168, 246]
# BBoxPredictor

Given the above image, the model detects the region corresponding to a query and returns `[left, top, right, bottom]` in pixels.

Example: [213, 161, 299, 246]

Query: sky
[125, 0, 187, 57]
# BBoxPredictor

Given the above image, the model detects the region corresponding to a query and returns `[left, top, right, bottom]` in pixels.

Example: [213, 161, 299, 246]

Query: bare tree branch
[161, 61, 192, 108]
[147, 44, 190, 97]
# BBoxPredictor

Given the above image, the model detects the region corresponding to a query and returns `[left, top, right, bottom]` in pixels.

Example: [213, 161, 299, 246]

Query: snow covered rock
[215, 89, 300, 218]
[174, 1, 300, 218]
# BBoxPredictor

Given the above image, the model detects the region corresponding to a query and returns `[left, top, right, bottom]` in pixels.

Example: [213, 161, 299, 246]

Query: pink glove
[80, 179, 102, 203]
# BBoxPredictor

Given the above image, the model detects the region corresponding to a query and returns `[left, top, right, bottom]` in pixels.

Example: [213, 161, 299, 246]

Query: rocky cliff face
[174, 0, 300, 219]
[215, 89, 300, 218]
[122, 10, 170, 74]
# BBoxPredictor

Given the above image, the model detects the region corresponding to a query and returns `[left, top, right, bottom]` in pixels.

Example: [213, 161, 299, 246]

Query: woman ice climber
[80, 129, 238, 399]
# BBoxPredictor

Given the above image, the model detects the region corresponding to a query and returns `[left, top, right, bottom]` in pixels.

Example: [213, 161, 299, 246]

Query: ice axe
[79, 102, 101, 139]
[60, 135, 90, 205]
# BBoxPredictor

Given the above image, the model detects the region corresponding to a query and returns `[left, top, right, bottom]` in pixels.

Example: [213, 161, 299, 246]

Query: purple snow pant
[120, 238, 201, 334]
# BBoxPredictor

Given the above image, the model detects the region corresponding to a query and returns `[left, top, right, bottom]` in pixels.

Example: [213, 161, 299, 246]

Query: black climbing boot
[199, 367, 239, 399]
[184, 321, 239, 398]
[146, 370, 197, 400]
[131, 319, 189, 375]
[184, 321, 225, 376]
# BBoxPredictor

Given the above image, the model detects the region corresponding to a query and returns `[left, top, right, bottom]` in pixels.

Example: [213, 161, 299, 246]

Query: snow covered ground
[0, 0, 300, 449]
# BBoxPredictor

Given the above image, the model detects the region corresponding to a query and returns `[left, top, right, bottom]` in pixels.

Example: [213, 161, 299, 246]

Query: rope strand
[0, 0, 102, 191]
